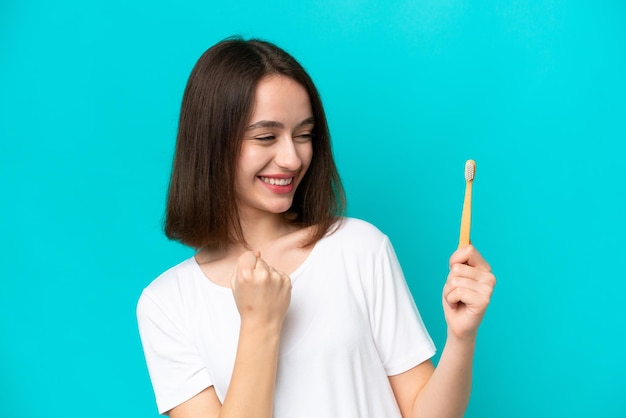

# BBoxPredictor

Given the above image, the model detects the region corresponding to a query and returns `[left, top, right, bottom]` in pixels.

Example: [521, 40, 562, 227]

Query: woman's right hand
[170, 252, 291, 418]
[231, 251, 292, 328]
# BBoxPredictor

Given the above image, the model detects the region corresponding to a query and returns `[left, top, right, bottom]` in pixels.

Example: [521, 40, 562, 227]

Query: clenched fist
[443, 245, 496, 342]
[231, 251, 292, 329]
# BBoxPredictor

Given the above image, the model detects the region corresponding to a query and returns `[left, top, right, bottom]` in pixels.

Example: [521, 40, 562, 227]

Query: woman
[137, 37, 496, 418]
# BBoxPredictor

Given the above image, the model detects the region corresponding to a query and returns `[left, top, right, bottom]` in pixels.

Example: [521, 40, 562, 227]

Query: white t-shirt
[137, 218, 436, 416]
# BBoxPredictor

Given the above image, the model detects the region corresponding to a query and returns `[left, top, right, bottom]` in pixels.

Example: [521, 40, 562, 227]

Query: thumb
[231, 251, 260, 288]
[450, 245, 491, 272]
[238, 250, 260, 270]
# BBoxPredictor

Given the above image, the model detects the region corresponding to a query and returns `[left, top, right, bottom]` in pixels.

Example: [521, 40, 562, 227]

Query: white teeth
[260, 176, 293, 186]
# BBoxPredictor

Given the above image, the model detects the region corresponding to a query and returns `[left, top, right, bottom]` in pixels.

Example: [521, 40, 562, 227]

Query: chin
[267, 206, 293, 214]
[266, 200, 295, 214]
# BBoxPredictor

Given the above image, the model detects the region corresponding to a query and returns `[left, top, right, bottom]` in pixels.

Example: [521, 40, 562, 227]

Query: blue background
[1, 1, 625, 417]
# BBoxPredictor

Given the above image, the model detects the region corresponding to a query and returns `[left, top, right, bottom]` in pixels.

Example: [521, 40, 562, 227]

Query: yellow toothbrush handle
[459, 180, 473, 248]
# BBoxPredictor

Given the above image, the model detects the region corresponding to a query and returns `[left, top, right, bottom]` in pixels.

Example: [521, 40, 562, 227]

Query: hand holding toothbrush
[443, 245, 495, 342]
[443, 160, 496, 342]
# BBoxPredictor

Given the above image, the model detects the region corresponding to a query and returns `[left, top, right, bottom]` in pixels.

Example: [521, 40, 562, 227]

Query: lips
[259, 176, 294, 186]
[257, 175, 297, 194]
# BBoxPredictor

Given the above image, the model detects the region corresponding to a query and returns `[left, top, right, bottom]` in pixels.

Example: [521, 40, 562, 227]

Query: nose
[274, 136, 302, 171]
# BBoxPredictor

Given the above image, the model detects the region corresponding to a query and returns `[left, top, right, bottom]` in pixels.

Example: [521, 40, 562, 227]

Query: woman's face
[234, 75, 314, 219]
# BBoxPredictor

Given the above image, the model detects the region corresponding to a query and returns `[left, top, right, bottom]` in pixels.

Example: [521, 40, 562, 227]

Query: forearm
[219, 321, 282, 418]
[411, 334, 475, 418]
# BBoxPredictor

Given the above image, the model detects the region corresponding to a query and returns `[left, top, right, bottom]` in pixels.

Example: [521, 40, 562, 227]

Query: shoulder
[137, 257, 199, 312]
[333, 217, 388, 242]
[325, 217, 390, 254]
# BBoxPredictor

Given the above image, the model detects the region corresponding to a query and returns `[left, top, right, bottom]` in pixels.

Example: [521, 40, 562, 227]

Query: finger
[254, 256, 270, 272]
[444, 286, 491, 311]
[237, 251, 259, 270]
[231, 251, 256, 288]
[450, 245, 491, 272]
[444, 277, 493, 303]
[449, 263, 497, 286]
[266, 265, 290, 283]
[276, 269, 293, 288]
[267, 265, 279, 279]
[267, 264, 288, 276]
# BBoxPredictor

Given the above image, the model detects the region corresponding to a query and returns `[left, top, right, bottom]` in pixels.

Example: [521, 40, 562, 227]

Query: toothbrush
[458, 160, 476, 249]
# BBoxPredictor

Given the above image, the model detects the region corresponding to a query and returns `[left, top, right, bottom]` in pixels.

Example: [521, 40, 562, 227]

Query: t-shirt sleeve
[370, 236, 436, 376]
[137, 288, 212, 414]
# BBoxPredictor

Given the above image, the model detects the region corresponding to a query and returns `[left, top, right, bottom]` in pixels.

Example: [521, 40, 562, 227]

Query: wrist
[446, 330, 478, 352]
[240, 317, 284, 337]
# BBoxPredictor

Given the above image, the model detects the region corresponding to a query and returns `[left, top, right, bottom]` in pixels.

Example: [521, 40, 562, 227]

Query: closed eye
[294, 132, 315, 143]
[255, 135, 276, 141]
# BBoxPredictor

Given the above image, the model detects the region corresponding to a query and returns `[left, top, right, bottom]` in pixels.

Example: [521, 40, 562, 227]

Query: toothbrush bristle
[465, 160, 476, 181]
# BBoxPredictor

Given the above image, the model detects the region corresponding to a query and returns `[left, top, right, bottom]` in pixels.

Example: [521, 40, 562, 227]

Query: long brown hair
[164, 37, 345, 249]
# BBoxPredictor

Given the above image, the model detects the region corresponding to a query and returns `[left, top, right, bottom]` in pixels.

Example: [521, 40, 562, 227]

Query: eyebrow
[246, 116, 315, 131]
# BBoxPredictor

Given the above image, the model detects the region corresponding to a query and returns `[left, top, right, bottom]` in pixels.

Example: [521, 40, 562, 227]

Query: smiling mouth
[259, 176, 294, 186]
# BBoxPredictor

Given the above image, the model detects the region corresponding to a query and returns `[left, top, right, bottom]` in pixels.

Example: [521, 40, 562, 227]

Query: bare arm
[391, 245, 495, 418]
[169, 252, 291, 418]
[391, 335, 476, 418]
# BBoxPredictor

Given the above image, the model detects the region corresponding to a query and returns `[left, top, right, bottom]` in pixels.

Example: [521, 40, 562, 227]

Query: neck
[238, 211, 294, 251]
[196, 211, 307, 266]
[197, 209, 303, 264]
